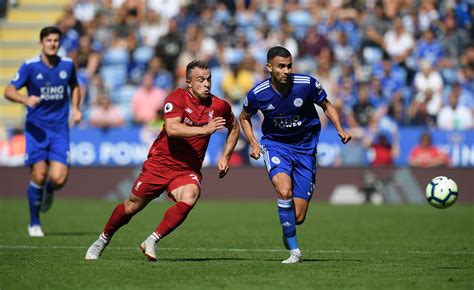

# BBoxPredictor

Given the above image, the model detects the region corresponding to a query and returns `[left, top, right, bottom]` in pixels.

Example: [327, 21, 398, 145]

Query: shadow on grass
[46, 232, 98, 236]
[122, 257, 364, 263]
[260, 258, 363, 263]
[155, 257, 253, 262]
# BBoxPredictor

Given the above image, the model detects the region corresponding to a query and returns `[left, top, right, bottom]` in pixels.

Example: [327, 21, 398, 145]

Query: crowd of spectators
[51, 0, 473, 135]
[2, 0, 474, 167]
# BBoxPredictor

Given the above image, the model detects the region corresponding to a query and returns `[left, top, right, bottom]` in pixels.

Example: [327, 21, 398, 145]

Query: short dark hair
[186, 60, 210, 80]
[40, 26, 62, 41]
[267, 46, 291, 62]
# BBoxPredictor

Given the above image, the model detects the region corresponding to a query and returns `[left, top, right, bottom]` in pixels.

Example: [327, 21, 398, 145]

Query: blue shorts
[24, 122, 70, 166]
[261, 145, 317, 201]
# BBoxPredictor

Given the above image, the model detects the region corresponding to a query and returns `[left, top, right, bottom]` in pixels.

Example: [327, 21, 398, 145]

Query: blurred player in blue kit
[239, 46, 351, 263]
[4, 26, 82, 237]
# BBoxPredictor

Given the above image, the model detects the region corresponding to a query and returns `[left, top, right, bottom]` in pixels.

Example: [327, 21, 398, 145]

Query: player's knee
[31, 171, 47, 185]
[179, 191, 200, 206]
[277, 188, 292, 200]
[49, 174, 67, 188]
[295, 214, 306, 225]
[123, 198, 144, 215]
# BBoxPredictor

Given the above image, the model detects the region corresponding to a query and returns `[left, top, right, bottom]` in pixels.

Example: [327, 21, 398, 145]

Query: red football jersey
[146, 88, 234, 171]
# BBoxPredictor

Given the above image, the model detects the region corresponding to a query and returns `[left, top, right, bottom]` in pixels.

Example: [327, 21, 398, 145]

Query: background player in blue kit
[3, 26, 82, 237]
[239, 46, 351, 263]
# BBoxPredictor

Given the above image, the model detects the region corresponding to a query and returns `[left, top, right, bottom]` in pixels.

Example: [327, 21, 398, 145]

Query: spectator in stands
[437, 85, 473, 130]
[408, 131, 450, 168]
[131, 72, 167, 125]
[140, 9, 167, 48]
[347, 85, 375, 128]
[89, 94, 124, 129]
[147, 56, 174, 93]
[333, 31, 355, 64]
[299, 25, 330, 59]
[155, 18, 183, 73]
[408, 88, 437, 127]
[366, 131, 394, 167]
[439, 9, 469, 82]
[221, 56, 255, 105]
[383, 16, 415, 82]
[413, 60, 443, 117]
[439, 10, 469, 63]
[359, 2, 391, 61]
[414, 28, 444, 68]
[417, 0, 440, 32]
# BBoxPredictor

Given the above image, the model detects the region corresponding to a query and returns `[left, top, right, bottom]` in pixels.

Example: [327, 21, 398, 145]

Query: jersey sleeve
[311, 76, 327, 105]
[242, 89, 258, 115]
[10, 63, 30, 90]
[163, 90, 184, 119]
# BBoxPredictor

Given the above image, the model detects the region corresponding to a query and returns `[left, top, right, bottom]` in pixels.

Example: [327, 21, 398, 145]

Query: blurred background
[0, 0, 472, 203]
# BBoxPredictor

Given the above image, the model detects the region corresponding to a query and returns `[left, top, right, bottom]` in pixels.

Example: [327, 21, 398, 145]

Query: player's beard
[43, 46, 58, 57]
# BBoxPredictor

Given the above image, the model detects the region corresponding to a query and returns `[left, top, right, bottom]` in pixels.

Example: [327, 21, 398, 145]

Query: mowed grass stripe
[0, 199, 472, 289]
[1, 244, 473, 255]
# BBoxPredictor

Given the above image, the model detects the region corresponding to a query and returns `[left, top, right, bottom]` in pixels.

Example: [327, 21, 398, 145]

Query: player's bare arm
[218, 116, 240, 178]
[318, 98, 352, 144]
[239, 108, 261, 160]
[71, 84, 82, 124]
[165, 116, 227, 138]
[4, 85, 41, 108]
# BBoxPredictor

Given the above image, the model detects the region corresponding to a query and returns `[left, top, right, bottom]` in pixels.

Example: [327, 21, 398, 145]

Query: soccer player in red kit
[85, 60, 240, 261]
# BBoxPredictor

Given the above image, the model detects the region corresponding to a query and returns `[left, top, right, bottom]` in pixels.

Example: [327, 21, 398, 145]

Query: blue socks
[277, 199, 299, 250]
[27, 181, 43, 226]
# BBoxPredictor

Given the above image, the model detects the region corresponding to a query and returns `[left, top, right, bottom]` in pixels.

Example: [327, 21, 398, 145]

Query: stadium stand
[0, 0, 472, 166]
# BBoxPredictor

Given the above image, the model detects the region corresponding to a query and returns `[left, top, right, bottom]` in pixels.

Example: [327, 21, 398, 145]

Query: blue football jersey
[243, 74, 327, 154]
[10, 55, 78, 128]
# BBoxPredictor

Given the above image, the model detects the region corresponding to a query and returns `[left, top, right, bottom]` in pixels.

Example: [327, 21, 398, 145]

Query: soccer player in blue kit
[4, 26, 82, 237]
[239, 46, 351, 263]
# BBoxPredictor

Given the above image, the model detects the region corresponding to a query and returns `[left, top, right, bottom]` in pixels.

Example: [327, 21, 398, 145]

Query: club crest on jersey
[36, 73, 43, 80]
[271, 156, 281, 164]
[164, 102, 173, 113]
[293, 98, 303, 107]
[135, 181, 143, 190]
[59, 70, 67, 79]
[315, 80, 322, 89]
[208, 110, 214, 119]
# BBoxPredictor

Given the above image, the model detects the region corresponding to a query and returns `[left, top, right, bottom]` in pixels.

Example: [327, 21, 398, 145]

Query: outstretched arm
[217, 117, 240, 178]
[318, 98, 351, 144]
[4, 84, 41, 108]
[165, 116, 227, 138]
[239, 109, 261, 159]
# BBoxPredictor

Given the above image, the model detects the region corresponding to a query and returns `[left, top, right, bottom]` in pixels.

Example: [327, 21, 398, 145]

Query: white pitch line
[0, 245, 472, 255]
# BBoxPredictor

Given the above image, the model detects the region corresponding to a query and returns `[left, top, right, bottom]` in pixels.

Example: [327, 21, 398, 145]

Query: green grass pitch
[0, 198, 473, 289]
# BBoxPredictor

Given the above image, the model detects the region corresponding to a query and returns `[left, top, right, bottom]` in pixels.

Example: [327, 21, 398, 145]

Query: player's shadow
[160, 257, 252, 262]
[145, 257, 363, 263]
[46, 232, 98, 236]
[261, 258, 363, 263]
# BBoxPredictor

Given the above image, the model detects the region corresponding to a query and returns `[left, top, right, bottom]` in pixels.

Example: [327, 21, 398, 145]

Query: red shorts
[131, 162, 202, 199]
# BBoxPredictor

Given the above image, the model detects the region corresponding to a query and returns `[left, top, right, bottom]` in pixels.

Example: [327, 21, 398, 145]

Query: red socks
[102, 201, 193, 241]
[103, 203, 133, 239]
[154, 202, 193, 239]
